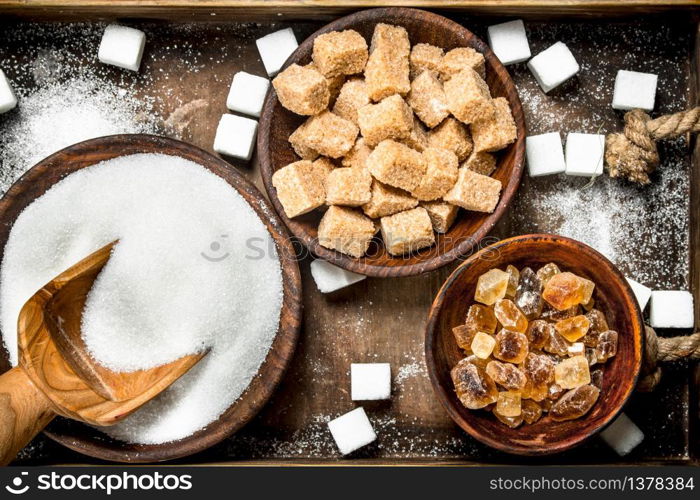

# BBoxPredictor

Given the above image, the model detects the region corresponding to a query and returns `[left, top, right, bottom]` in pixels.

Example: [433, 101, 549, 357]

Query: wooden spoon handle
[0, 367, 55, 465]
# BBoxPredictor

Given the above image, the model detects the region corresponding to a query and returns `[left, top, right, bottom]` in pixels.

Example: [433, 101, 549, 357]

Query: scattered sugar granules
[0, 153, 283, 444]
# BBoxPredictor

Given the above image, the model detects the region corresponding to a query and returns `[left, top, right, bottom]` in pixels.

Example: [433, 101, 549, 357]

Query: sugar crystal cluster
[271, 23, 518, 258]
[451, 262, 619, 427]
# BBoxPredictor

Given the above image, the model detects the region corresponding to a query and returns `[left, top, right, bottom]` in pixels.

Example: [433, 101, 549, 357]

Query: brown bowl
[0, 135, 302, 463]
[425, 234, 644, 455]
[258, 7, 526, 278]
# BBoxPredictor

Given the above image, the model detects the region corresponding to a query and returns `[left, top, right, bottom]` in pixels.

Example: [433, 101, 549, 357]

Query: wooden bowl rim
[258, 7, 526, 278]
[0, 134, 303, 463]
[424, 233, 644, 456]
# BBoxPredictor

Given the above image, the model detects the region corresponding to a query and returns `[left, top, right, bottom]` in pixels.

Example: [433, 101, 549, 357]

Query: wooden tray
[0, 3, 698, 465]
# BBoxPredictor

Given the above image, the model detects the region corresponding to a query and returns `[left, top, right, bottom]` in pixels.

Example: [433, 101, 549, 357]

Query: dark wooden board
[0, 11, 697, 465]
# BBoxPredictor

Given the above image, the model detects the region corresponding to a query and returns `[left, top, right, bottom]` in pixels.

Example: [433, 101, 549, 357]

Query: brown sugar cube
[439, 47, 486, 80]
[272, 64, 330, 116]
[332, 78, 370, 125]
[341, 137, 373, 169]
[365, 23, 411, 101]
[289, 121, 319, 160]
[272, 160, 326, 218]
[408, 71, 450, 128]
[444, 167, 502, 213]
[366, 139, 427, 192]
[380, 207, 436, 256]
[312, 30, 368, 78]
[312, 157, 336, 187]
[410, 43, 444, 78]
[428, 117, 473, 161]
[411, 147, 459, 201]
[401, 116, 429, 152]
[301, 110, 359, 159]
[462, 151, 497, 176]
[421, 201, 459, 233]
[363, 181, 418, 218]
[444, 68, 495, 125]
[471, 97, 517, 153]
[318, 205, 376, 258]
[325, 167, 372, 206]
[305, 62, 344, 104]
[357, 94, 413, 146]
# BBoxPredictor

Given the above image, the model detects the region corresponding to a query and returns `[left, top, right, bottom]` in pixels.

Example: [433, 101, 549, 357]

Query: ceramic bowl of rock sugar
[425, 234, 643, 455]
[0, 135, 302, 463]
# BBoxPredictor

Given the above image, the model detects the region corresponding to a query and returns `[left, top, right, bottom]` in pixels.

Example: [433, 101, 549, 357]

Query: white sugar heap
[0, 153, 283, 444]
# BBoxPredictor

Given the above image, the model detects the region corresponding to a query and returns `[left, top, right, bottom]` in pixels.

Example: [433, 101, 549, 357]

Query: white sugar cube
[650, 290, 694, 329]
[311, 259, 366, 294]
[527, 41, 579, 93]
[226, 71, 270, 118]
[256, 28, 298, 77]
[487, 20, 531, 66]
[213, 114, 258, 161]
[525, 132, 566, 177]
[626, 277, 652, 311]
[0, 69, 18, 114]
[565, 133, 605, 177]
[328, 407, 377, 455]
[98, 24, 146, 72]
[613, 70, 658, 112]
[351, 363, 391, 401]
[600, 413, 644, 456]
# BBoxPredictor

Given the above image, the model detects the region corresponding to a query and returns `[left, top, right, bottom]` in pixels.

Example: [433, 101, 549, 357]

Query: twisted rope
[637, 326, 700, 392]
[605, 107, 700, 184]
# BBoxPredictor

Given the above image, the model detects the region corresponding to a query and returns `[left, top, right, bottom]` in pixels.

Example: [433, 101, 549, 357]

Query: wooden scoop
[0, 241, 206, 465]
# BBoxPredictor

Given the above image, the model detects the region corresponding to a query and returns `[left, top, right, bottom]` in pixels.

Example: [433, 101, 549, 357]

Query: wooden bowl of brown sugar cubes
[258, 7, 525, 277]
[425, 234, 644, 455]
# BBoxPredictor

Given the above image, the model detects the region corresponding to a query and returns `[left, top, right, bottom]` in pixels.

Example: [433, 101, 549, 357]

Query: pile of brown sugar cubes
[271, 24, 517, 258]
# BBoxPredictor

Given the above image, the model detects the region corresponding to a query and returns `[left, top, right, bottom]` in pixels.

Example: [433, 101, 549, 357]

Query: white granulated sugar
[0, 153, 283, 444]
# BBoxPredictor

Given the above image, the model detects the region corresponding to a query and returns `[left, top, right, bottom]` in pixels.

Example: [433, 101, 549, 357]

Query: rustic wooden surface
[0, 11, 697, 464]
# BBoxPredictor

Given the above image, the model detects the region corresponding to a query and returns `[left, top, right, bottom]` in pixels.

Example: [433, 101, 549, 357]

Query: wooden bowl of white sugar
[0, 135, 302, 463]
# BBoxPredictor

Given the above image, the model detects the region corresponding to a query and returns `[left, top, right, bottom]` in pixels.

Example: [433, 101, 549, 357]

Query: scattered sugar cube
[272, 160, 325, 218]
[410, 43, 444, 78]
[526, 132, 566, 177]
[318, 206, 376, 258]
[357, 94, 413, 147]
[444, 167, 502, 213]
[380, 207, 435, 256]
[0, 69, 18, 114]
[626, 277, 652, 311]
[650, 290, 694, 329]
[527, 41, 579, 93]
[312, 30, 368, 78]
[226, 71, 270, 118]
[600, 413, 644, 456]
[310, 259, 366, 294]
[471, 97, 517, 153]
[256, 28, 299, 77]
[612, 69, 658, 112]
[421, 201, 459, 233]
[365, 23, 410, 101]
[444, 68, 495, 125]
[272, 64, 329, 116]
[327, 407, 377, 455]
[440, 47, 486, 80]
[428, 118, 473, 161]
[487, 20, 531, 66]
[213, 114, 258, 161]
[565, 133, 605, 177]
[351, 363, 391, 400]
[98, 24, 146, 72]
[325, 167, 372, 207]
